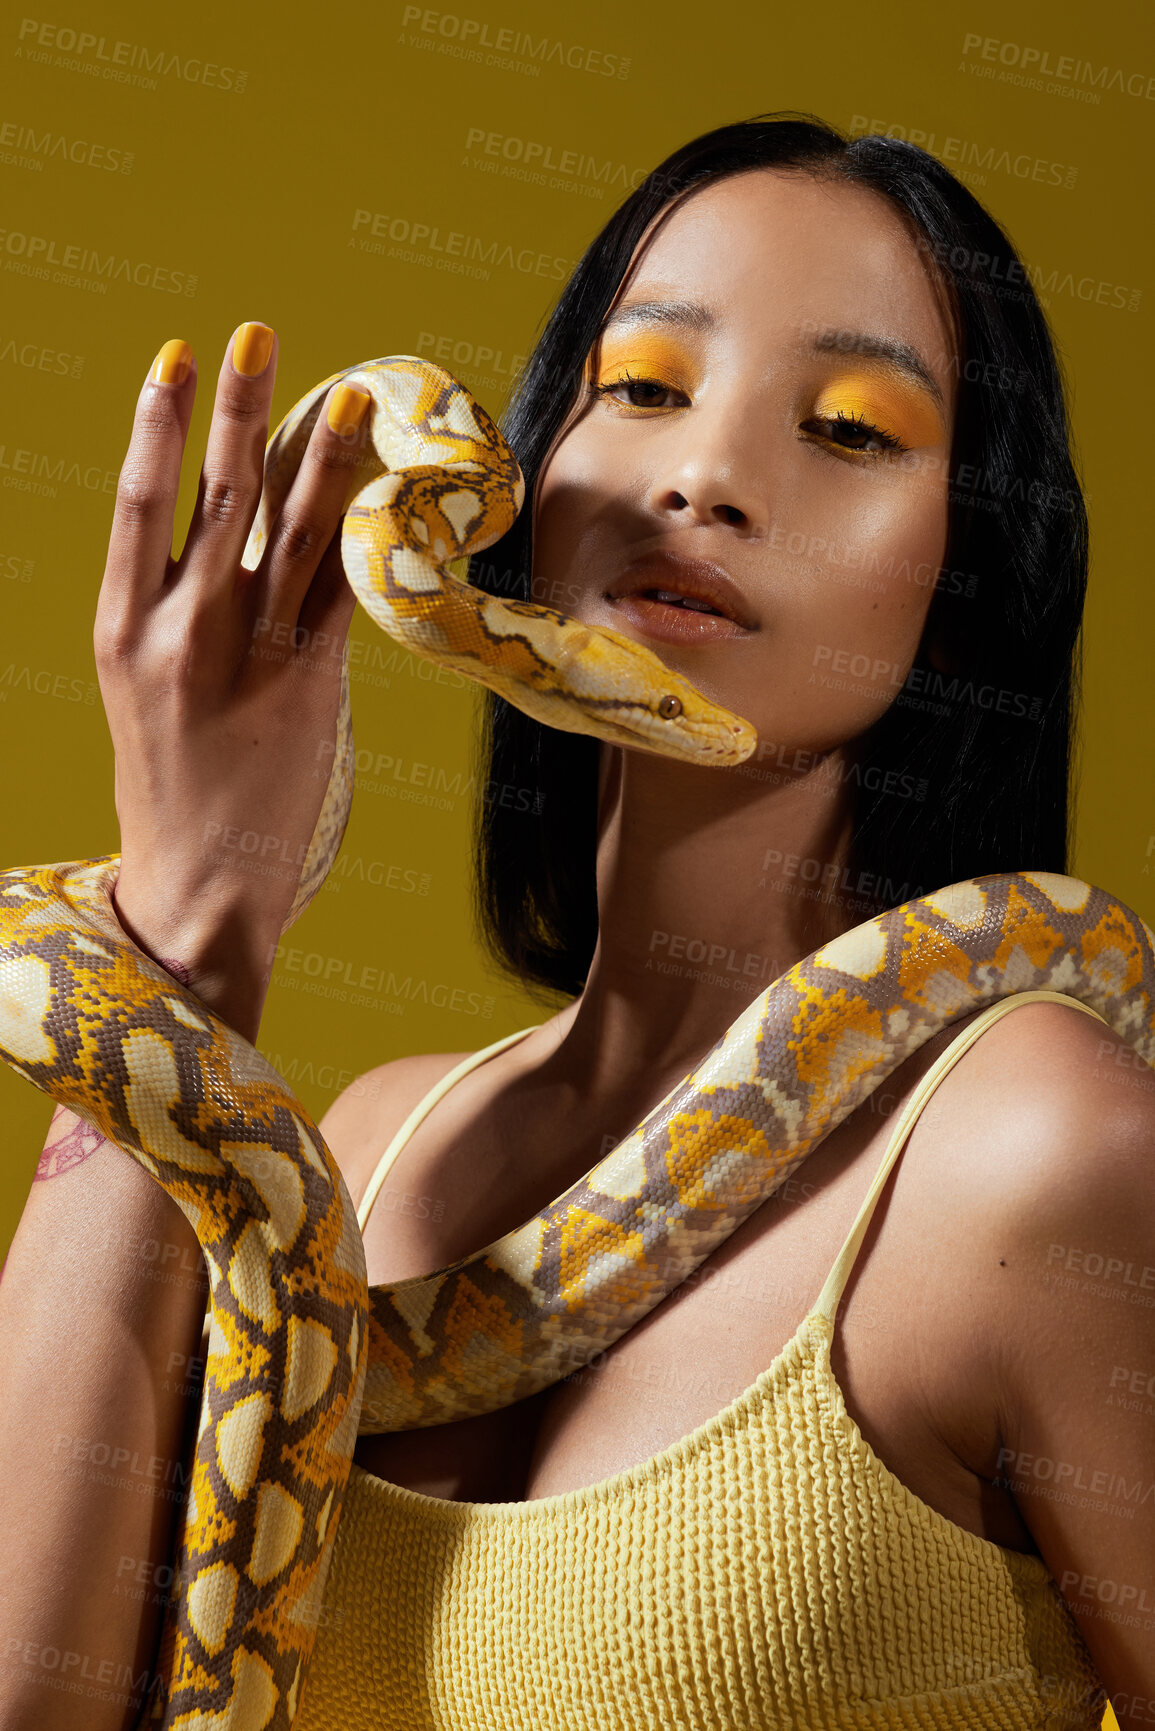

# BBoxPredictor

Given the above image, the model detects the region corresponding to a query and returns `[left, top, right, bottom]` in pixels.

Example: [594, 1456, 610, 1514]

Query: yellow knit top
[295, 992, 1109, 1729]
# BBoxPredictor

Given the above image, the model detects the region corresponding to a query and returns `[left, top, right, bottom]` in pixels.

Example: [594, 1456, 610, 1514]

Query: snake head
[543, 616, 758, 766]
[274, 356, 758, 770]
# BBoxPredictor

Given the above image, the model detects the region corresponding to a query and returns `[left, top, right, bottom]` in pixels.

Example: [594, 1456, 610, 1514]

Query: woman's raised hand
[95, 324, 370, 1040]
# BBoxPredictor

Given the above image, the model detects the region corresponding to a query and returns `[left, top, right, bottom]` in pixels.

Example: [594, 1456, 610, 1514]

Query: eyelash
[811, 408, 907, 456]
[588, 373, 909, 457]
[589, 371, 680, 411]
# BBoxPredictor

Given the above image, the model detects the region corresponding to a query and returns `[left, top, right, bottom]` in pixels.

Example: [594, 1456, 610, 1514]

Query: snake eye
[658, 695, 683, 720]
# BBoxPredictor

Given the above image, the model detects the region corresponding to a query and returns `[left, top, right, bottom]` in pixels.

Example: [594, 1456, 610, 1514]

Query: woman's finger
[179, 322, 280, 596]
[295, 523, 359, 655]
[255, 379, 371, 631]
[101, 341, 197, 626]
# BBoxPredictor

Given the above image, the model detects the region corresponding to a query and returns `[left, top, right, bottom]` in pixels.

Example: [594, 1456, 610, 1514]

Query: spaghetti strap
[810, 989, 1109, 1325]
[357, 1025, 541, 1231]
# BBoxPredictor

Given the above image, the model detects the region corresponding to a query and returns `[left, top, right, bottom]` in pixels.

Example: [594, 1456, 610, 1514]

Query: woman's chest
[352, 1091, 1036, 1555]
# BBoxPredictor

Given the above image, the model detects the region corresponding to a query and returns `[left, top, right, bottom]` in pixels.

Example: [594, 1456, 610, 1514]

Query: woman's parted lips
[605, 550, 758, 631]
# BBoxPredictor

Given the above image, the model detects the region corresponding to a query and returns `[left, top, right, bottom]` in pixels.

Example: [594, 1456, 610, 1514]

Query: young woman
[1, 117, 1150, 1728]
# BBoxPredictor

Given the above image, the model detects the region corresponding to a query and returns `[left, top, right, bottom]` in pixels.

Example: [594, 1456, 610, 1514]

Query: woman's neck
[545, 744, 862, 1102]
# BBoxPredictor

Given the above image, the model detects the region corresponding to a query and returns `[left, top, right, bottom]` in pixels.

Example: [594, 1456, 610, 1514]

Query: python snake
[0, 357, 1152, 1729]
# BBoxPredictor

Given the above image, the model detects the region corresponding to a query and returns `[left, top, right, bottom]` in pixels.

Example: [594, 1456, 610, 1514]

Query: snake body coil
[0, 359, 1151, 1729]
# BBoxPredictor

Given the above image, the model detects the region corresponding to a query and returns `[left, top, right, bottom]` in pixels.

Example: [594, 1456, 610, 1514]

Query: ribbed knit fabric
[296, 993, 1108, 1729]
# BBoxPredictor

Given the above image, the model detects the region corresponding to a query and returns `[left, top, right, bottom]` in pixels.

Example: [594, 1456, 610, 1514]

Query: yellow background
[0, 4, 1150, 1715]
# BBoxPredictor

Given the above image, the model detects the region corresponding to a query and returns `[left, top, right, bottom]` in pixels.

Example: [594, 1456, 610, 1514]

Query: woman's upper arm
[991, 1015, 1155, 1702]
[0, 1109, 208, 1731]
[0, 1053, 459, 1730]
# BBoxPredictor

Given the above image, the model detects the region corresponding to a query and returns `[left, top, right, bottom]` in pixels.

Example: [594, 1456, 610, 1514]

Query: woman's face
[532, 168, 959, 758]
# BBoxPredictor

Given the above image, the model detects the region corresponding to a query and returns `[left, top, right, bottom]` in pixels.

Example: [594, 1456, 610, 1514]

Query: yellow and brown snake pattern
[0, 359, 1152, 1729]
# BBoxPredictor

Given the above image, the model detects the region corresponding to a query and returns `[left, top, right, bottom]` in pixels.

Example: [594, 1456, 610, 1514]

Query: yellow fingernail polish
[232, 321, 275, 377]
[151, 339, 192, 385]
[327, 382, 371, 438]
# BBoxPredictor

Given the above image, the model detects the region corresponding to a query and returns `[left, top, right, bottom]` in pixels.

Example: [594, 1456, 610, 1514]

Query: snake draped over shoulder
[0, 357, 1152, 1731]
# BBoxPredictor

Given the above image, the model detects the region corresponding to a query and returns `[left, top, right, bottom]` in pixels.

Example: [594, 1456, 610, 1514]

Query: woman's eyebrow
[599, 299, 716, 337]
[810, 329, 945, 407]
[597, 304, 946, 410]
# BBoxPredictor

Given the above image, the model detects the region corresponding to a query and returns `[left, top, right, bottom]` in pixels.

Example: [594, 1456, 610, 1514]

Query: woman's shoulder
[917, 997, 1155, 1241]
[916, 996, 1155, 1348]
[318, 1049, 473, 1208]
[942, 996, 1155, 1192]
[937, 998, 1155, 1640]
[853, 997, 1154, 1351]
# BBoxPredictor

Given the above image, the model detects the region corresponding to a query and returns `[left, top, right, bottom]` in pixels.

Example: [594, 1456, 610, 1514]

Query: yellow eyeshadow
[811, 371, 945, 448]
[592, 333, 697, 391]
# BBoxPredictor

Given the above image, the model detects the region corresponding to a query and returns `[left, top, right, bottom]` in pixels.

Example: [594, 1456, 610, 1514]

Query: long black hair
[467, 114, 1087, 999]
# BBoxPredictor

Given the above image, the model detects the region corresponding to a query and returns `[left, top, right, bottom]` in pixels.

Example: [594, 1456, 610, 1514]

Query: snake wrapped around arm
[0, 357, 1152, 1730]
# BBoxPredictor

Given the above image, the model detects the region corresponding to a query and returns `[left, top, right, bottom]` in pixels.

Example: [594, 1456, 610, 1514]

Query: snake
[0, 356, 1152, 1730]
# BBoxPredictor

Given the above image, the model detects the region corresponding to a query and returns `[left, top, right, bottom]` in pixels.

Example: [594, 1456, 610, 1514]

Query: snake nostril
[658, 696, 682, 721]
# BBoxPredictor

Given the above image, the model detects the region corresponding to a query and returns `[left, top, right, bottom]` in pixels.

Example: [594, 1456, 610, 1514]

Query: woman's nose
[646, 402, 772, 534]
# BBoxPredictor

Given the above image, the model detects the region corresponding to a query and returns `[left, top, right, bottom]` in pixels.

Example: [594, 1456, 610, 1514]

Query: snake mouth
[580, 704, 755, 764]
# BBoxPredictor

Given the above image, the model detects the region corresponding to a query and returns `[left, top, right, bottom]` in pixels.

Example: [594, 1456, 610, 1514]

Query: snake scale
[0, 357, 1152, 1730]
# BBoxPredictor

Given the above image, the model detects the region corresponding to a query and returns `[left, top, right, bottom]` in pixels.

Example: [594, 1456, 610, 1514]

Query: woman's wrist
[110, 877, 280, 1044]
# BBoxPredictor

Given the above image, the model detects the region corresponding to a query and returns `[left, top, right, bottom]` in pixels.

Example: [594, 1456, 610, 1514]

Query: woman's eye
[591, 371, 687, 410]
[803, 410, 906, 456]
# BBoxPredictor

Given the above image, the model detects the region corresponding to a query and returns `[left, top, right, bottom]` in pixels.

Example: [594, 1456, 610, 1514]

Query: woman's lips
[604, 553, 756, 644]
[605, 592, 750, 644]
